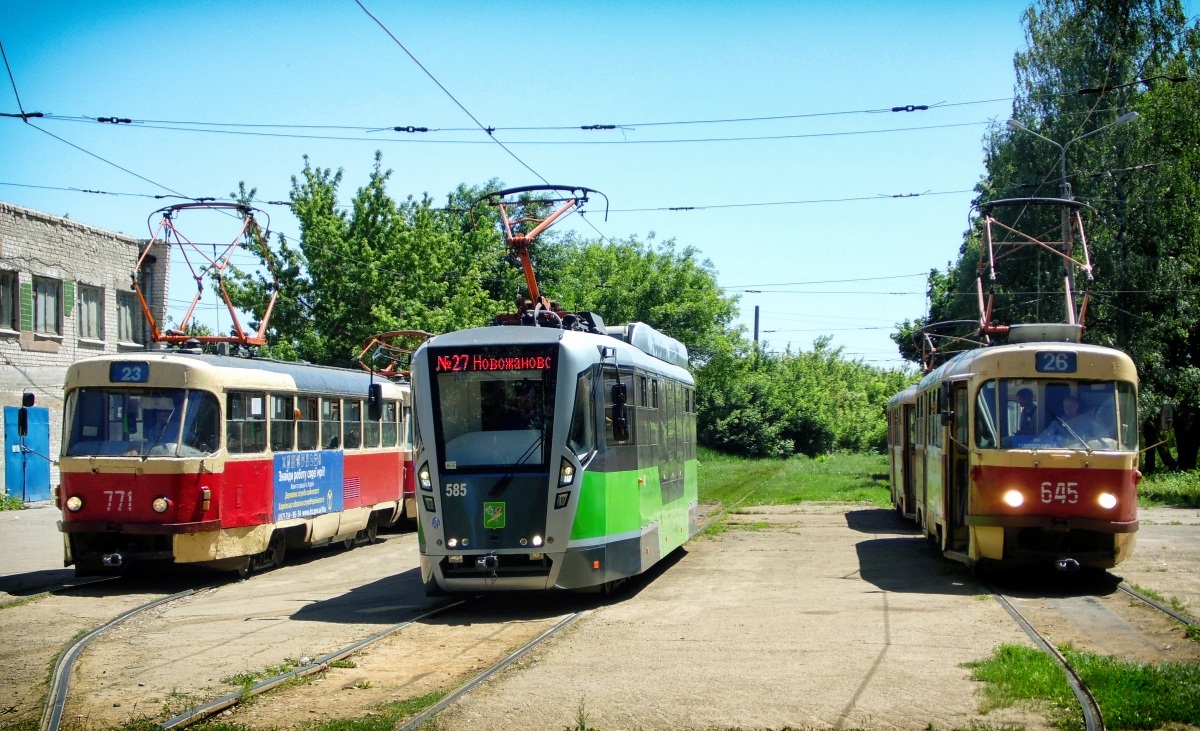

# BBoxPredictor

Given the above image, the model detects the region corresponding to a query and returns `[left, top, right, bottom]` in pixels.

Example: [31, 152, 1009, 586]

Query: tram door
[946, 383, 970, 552]
[901, 404, 915, 517]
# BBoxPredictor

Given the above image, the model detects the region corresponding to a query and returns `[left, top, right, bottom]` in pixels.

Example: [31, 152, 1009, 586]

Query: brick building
[1, 201, 169, 498]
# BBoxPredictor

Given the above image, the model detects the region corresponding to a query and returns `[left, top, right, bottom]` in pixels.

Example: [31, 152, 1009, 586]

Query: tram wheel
[268, 533, 287, 569]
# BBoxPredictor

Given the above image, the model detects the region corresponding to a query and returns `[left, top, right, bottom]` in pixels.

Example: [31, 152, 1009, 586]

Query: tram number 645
[104, 490, 134, 511]
[444, 483, 468, 498]
[1040, 481, 1078, 504]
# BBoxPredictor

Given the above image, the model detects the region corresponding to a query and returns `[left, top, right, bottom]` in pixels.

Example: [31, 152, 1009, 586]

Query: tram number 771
[1040, 481, 1079, 504]
[104, 490, 134, 511]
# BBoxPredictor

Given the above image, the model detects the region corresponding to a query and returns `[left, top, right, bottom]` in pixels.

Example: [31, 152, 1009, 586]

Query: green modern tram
[411, 319, 699, 592]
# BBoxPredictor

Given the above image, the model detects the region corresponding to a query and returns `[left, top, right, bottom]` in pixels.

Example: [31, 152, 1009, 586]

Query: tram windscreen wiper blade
[488, 431, 545, 497]
[1054, 417, 1093, 454]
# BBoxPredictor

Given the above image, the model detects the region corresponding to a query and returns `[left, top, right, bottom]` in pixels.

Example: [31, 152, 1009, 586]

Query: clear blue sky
[6, 1, 1179, 367]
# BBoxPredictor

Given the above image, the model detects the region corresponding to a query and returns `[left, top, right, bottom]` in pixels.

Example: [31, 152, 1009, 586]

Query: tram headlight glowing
[1098, 492, 1118, 510]
[447, 538, 458, 548]
[151, 497, 171, 514]
[559, 458, 576, 487]
[1002, 490, 1025, 508]
[418, 463, 432, 491]
[65, 496, 83, 512]
[532, 535, 543, 547]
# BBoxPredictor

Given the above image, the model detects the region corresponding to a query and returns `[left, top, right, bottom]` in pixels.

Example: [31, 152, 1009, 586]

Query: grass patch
[0, 494, 25, 511]
[0, 592, 50, 610]
[966, 643, 1200, 730]
[188, 692, 446, 731]
[329, 659, 357, 669]
[1139, 470, 1200, 508]
[699, 447, 890, 509]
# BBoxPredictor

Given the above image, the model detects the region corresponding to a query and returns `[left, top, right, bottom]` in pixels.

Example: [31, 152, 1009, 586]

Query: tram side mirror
[17, 408, 28, 438]
[367, 383, 383, 422]
[611, 383, 629, 442]
[22, 392, 35, 408]
[1160, 401, 1175, 432]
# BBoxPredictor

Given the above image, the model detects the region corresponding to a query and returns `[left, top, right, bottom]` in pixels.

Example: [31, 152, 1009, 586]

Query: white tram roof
[422, 324, 693, 381]
[65, 351, 408, 397]
[887, 384, 919, 409]
[916, 340, 1138, 393]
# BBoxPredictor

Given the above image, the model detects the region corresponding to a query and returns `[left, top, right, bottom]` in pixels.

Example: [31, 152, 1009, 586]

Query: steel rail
[396, 610, 585, 731]
[987, 586, 1104, 731]
[1117, 582, 1200, 629]
[41, 588, 199, 731]
[158, 599, 468, 729]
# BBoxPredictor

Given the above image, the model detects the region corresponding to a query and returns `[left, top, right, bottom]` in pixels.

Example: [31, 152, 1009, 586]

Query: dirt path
[435, 506, 1047, 731]
[13, 505, 1199, 731]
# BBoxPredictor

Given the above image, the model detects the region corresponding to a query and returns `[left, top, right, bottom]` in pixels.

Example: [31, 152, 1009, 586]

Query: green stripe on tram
[569, 459, 700, 550]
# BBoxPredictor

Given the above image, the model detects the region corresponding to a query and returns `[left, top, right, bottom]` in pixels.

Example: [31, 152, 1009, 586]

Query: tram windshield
[430, 351, 557, 471]
[974, 379, 1137, 452]
[64, 388, 221, 457]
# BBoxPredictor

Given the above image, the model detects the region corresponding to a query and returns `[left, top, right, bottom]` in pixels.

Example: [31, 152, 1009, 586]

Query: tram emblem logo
[483, 502, 506, 530]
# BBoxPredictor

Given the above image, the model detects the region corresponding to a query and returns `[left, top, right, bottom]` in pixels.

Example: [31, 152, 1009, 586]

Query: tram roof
[887, 384, 918, 409]
[68, 351, 406, 396]
[916, 341, 1137, 392]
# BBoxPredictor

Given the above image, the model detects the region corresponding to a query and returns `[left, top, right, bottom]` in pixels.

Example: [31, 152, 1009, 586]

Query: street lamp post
[1004, 112, 1139, 323]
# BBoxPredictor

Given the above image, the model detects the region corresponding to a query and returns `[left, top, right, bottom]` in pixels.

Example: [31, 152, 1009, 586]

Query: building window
[33, 277, 61, 335]
[0, 270, 16, 331]
[78, 285, 103, 340]
[117, 291, 145, 344]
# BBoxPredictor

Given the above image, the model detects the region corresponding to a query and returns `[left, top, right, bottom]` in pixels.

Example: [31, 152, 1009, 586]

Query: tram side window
[381, 401, 398, 447]
[568, 369, 595, 458]
[344, 399, 363, 449]
[270, 395, 295, 452]
[363, 397, 381, 449]
[297, 396, 319, 451]
[404, 405, 413, 448]
[639, 376, 648, 408]
[322, 397, 342, 449]
[227, 392, 266, 454]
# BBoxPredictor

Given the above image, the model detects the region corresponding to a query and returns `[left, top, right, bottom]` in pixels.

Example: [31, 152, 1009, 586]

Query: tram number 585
[444, 483, 468, 498]
[104, 490, 134, 511]
[1040, 481, 1079, 504]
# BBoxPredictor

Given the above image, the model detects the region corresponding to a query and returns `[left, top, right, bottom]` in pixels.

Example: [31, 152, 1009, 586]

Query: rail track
[40, 587, 202, 731]
[153, 595, 586, 730]
[987, 577, 1200, 731]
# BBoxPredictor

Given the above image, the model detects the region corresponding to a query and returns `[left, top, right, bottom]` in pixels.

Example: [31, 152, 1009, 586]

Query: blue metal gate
[4, 406, 51, 502]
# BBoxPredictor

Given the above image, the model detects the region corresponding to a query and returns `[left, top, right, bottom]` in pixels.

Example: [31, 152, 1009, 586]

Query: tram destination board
[433, 349, 555, 373]
[1035, 351, 1077, 373]
[109, 361, 149, 383]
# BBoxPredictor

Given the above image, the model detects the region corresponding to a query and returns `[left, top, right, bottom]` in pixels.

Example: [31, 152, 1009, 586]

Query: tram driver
[1039, 394, 1104, 447]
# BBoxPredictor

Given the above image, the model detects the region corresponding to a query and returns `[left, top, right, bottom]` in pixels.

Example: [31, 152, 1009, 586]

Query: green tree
[894, 0, 1200, 468]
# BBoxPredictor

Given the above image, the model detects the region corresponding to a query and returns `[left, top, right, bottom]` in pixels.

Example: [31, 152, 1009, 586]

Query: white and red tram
[58, 352, 413, 575]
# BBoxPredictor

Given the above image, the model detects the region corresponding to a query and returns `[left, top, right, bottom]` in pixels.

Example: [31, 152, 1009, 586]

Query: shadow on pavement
[844, 508, 920, 535]
[290, 545, 689, 627]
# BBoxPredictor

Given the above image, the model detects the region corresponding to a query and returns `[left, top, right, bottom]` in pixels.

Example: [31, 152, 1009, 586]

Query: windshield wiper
[1054, 416, 1094, 455]
[488, 430, 546, 497]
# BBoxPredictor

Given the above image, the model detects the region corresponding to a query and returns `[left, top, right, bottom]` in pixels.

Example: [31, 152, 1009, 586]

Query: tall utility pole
[1006, 112, 1138, 324]
[753, 305, 760, 344]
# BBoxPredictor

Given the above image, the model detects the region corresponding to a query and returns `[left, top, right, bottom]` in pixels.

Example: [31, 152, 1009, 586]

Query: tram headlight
[448, 538, 458, 548]
[151, 497, 171, 514]
[418, 463, 432, 491]
[1002, 490, 1024, 508]
[559, 458, 576, 487]
[532, 535, 543, 548]
[65, 496, 83, 512]
[1098, 492, 1118, 510]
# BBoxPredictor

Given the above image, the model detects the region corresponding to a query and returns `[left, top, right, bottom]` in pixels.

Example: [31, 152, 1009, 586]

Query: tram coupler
[476, 554, 499, 571]
[1055, 558, 1081, 572]
[102, 552, 124, 568]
